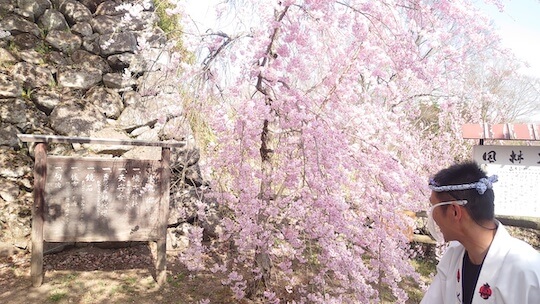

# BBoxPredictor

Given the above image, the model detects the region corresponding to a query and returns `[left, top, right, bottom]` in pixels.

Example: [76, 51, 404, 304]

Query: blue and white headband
[428, 175, 498, 195]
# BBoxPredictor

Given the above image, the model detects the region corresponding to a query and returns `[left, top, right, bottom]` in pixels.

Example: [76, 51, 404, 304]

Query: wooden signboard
[459, 124, 540, 230]
[18, 134, 185, 287]
[473, 145, 540, 218]
[44, 156, 165, 242]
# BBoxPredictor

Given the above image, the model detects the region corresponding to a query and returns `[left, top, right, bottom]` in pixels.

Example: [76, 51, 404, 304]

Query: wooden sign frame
[18, 134, 185, 287]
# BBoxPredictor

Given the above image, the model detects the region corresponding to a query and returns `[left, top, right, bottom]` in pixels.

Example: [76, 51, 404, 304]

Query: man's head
[429, 161, 496, 223]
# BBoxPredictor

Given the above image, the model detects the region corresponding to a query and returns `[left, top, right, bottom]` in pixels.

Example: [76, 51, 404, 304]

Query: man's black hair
[431, 161, 495, 222]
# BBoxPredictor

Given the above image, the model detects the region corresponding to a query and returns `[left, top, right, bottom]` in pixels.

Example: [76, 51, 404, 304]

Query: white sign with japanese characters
[473, 145, 540, 217]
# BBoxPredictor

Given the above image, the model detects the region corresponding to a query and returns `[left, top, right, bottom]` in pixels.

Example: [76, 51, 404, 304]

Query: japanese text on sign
[44, 156, 164, 242]
[473, 145, 540, 166]
[473, 145, 540, 218]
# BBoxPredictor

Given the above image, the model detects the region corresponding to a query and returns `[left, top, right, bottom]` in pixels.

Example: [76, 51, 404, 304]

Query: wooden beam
[415, 211, 540, 230]
[156, 148, 171, 285]
[17, 134, 186, 148]
[412, 234, 436, 244]
[31, 143, 47, 287]
[496, 215, 540, 231]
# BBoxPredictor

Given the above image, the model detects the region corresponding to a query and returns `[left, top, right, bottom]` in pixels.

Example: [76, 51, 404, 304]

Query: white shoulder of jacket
[502, 236, 540, 270]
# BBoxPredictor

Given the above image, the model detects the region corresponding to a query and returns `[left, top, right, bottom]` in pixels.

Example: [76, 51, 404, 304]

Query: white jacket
[421, 224, 540, 303]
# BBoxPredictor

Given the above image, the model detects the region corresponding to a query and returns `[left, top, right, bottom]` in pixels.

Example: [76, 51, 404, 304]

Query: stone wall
[0, 0, 211, 254]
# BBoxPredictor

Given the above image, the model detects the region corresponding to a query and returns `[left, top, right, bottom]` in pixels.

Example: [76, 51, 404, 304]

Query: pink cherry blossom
[171, 0, 518, 301]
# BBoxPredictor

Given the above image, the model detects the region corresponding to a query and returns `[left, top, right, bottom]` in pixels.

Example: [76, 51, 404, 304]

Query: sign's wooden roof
[462, 124, 540, 141]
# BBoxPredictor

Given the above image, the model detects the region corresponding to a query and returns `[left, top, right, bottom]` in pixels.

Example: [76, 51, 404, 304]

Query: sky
[478, 0, 540, 78]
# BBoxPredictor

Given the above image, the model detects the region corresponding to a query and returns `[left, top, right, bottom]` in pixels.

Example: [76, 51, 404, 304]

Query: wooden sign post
[32, 142, 47, 287]
[18, 134, 185, 287]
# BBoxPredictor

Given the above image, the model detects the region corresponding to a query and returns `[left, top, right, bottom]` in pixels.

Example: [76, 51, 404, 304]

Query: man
[421, 161, 540, 304]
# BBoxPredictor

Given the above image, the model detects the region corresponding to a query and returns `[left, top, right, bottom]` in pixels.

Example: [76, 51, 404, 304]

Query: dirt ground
[0, 243, 237, 304]
[2, 226, 536, 304]
[0, 242, 431, 304]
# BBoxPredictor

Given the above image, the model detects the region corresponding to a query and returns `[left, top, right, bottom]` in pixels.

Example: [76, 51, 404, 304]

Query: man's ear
[452, 204, 464, 220]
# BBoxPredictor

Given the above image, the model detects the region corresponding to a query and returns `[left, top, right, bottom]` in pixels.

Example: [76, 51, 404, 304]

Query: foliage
[21, 88, 33, 100]
[48, 291, 67, 302]
[154, 0, 194, 62]
[7, 40, 19, 53]
[34, 41, 52, 56]
[168, 0, 518, 302]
